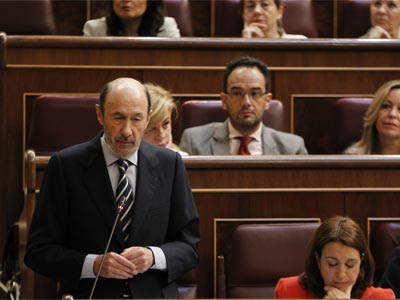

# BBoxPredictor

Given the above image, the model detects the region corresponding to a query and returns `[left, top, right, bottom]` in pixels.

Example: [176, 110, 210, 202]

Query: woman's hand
[242, 22, 268, 38]
[324, 285, 352, 299]
[364, 26, 392, 38]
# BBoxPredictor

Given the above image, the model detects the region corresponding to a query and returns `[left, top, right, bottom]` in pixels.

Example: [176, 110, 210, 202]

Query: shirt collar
[228, 119, 262, 141]
[100, 134, 138, 167]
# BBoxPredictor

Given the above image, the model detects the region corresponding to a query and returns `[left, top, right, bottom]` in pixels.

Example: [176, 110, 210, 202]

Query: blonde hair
[144, 83, 177, 130]
[346, 80, 400, 154]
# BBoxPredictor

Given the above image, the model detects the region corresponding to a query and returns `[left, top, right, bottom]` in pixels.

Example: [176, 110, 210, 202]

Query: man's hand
[121, 246, 154, 274]
[93, 252, 136, 279]
[324, 285, 352, 299]
[242, 22, 268, 38]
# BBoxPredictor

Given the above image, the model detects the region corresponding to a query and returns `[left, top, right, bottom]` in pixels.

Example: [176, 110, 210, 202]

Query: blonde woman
[143, 83, 188, 155]
[346, 80, 400, 154]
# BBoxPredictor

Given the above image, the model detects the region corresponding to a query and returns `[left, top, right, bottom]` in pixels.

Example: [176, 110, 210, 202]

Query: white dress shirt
[228, 120, 263, 155]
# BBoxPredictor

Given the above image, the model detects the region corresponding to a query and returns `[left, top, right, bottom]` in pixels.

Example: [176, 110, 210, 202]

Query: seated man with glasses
[179, 56, 308, 155]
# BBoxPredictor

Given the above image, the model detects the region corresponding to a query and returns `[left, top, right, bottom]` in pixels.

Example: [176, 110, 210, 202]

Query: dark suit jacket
[380, 247, 400, 299]
[24, 133, 200, 298]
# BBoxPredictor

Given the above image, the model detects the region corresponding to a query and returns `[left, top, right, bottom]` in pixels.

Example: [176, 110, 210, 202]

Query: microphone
[88, 196, 128, 300]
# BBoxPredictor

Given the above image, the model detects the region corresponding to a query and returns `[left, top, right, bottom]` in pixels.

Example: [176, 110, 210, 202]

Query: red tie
[237, 136, 253, 155]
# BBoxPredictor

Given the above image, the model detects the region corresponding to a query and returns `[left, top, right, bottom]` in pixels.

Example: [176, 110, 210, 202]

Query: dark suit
[24, 133, 200, 298]
[380, 247, 400, 299]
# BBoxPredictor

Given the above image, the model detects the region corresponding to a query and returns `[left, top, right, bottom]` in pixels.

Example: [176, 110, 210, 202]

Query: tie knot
[117, 159, 131, 172]
[239, 136, 253, 147]
[237, 136, 253, 155]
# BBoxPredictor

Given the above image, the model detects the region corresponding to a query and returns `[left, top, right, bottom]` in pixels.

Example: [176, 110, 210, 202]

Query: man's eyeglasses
[226, 90, 267, 100]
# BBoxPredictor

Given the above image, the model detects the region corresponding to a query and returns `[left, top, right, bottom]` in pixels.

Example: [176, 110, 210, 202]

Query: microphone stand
[88, 196, 127, 300]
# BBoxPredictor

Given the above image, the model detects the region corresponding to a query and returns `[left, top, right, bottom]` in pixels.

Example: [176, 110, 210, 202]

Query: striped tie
[116, 159, 134, 243]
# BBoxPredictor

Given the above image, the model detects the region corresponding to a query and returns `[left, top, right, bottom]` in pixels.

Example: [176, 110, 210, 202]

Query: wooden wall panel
[0, 32, 6, 260]
[189, 0, 211, 37]
[52, 0, 87, 35]
[345, 193, 400, 236]
[314, 0, 334, 37]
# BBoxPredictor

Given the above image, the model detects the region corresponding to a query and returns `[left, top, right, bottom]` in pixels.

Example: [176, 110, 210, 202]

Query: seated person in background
[275, 216, 395, 299]
[360, 0, 400, 38]
[83, 0, 180, 37]
[143, 83, 188, 155]
[179, 56, 308, 155]
[345, 80, 400, 154]
[242, 0, 307, 39]
[380, 246, 400, 298]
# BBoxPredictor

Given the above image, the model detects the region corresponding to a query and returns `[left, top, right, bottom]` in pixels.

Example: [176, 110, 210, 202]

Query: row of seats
[0, 0, 193, 36]
[215, 0, 371, 38]
[26, 95, 371, 155]
[0, 0, 371, 38]
[217, 221, 400, 298]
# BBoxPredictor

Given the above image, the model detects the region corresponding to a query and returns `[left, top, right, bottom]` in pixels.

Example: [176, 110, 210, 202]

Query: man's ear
[265, 93, 272, 110]
[221, 92, 228, 111]
[95, 104, 104, 126]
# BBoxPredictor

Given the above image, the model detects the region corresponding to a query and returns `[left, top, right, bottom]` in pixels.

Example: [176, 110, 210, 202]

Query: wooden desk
[22, 153, 400, 298]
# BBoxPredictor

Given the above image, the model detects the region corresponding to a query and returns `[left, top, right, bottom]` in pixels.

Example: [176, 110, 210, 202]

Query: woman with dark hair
[275, 216, 395, 299]
[241, 0, 306, 38]
[83, 0, 180, 37]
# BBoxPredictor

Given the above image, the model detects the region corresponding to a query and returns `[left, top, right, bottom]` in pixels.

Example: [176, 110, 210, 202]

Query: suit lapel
[212, 120, 231, 155]
[127, 142, 156, 243]
[83, 136, 126, 248]
[262, 126, 279, 154]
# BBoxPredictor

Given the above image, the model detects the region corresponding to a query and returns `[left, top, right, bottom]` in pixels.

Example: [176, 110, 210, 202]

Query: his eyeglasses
[226, 89, 267, 100]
